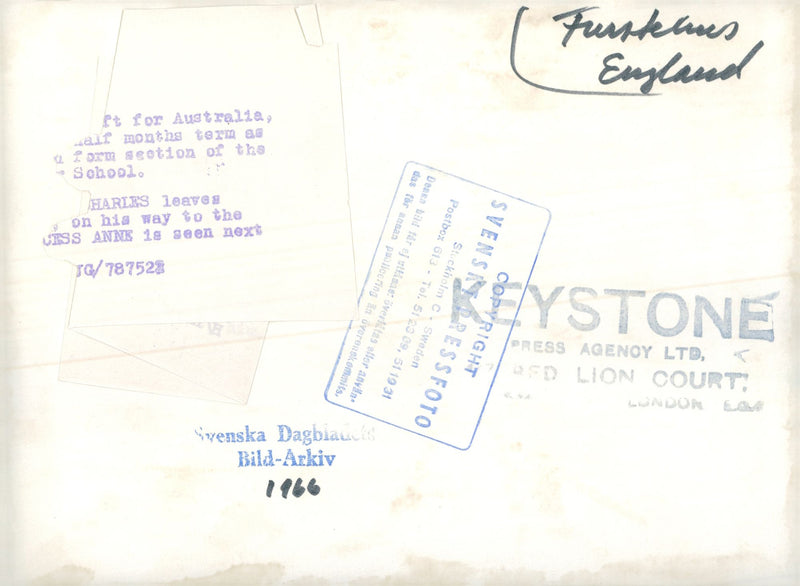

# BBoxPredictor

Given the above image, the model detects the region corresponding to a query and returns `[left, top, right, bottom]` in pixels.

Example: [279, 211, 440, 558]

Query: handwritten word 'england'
[510, 6, 765, 96]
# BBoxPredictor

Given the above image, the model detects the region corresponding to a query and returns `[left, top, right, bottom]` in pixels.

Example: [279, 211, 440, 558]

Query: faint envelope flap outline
[60, 322, 269, 404]
[56, 5, 353, 402]
[48, 5, 356, 326]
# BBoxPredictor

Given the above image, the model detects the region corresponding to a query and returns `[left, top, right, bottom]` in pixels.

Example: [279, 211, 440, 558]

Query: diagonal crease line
[336, 42, 360, 316]
[294, 6, 310, 46]
[61, 327, 254, 402]
[294, 4, 323, 47]
[315, 3, 324, 45]
[57, 377, 244, 405]
[89, 56, 100, 129]
[10, 271, 791, 371]
[103, 9, 125, 119]
[537, 272, 791, 310]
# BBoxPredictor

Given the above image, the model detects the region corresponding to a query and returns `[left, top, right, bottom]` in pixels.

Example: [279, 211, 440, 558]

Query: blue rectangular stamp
[324, 162, 550, 449]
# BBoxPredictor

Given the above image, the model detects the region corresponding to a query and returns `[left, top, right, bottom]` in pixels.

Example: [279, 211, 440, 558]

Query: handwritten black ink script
[510, 6, 765, 96]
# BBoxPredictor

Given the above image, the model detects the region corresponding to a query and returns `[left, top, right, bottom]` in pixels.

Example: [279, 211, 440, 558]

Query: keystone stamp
[325, 162, 550, 449]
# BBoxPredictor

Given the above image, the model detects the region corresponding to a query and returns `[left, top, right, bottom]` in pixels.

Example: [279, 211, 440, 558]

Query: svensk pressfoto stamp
[325, 162, 550, 449]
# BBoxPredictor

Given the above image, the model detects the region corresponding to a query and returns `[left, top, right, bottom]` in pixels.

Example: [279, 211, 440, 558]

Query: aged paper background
[2, 1, 798, 585]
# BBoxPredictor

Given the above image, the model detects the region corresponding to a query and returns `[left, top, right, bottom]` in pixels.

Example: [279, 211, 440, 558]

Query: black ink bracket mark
[509, 5, 657, 97]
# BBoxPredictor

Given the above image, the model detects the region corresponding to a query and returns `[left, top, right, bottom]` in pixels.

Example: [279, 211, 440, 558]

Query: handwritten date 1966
[266, 478, 321, 499]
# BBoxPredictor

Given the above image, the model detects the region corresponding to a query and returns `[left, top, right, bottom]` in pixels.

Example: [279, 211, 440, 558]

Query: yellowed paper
[3, 1, 797, 584]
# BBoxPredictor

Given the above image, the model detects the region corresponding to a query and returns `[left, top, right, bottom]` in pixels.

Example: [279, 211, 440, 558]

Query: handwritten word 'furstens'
[553, 7, 739, 48]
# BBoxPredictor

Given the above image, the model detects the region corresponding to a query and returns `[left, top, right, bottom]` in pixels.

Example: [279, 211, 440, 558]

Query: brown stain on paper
[29, 552, 785, 586]
[390, 486, 423, 512]
[30, 565, 94, 586]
